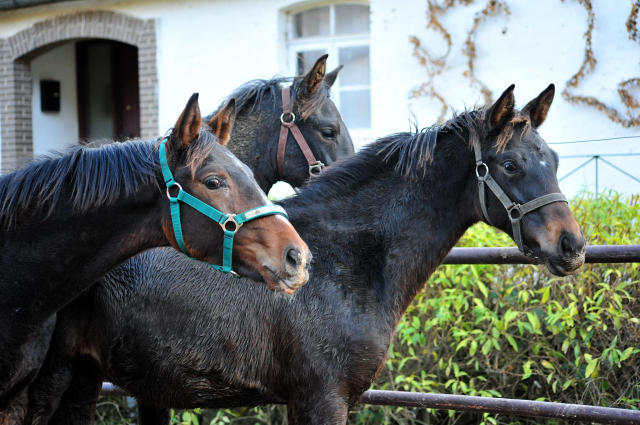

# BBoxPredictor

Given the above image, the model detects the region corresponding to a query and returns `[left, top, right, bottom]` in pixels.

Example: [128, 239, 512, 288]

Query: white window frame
[285, 1, 371, 140]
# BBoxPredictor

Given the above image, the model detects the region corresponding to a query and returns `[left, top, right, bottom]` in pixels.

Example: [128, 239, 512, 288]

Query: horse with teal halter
[158, 138, 287, 275]
[0, 93, 309, 424]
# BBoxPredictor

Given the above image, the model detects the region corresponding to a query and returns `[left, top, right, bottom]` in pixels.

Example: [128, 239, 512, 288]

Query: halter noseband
[159, 139, 288, 276]
[278, 85, 324, 180]
[474, 137, 567, 255]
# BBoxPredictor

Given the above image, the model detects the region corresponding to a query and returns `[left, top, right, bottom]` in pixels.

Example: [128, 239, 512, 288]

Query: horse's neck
[0, 182, 165, 319]
[285, 142, 479, 327]
[228, 109, 281, 193]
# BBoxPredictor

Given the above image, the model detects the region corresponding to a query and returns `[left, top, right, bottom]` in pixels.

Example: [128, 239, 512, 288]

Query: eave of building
[0, 0, 83, 12]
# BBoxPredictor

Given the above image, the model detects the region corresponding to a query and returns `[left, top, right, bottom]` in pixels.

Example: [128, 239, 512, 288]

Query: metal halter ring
[280, 112, 295, 124]
[507, 204, 523, 221]
[476, 163, 489, 179]
[309, 162, 324, 176]
[166, 182, 183, 199]
[220, 214, 242, 234]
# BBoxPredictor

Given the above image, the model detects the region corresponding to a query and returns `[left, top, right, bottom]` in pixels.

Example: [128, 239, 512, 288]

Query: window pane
[335, 5, 370, 35]
[338, 46, 370, 86]
[294, 7, 330, 38]
[340, 89, 371, 129]
[296, 50, 327, 76]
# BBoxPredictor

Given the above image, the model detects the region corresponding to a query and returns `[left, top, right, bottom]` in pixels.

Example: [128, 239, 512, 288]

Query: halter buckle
[220, 214, 242, 233]
[309, 162, 324, 176]
[166, 182, 183, 199]
[476, 163, 489, 179]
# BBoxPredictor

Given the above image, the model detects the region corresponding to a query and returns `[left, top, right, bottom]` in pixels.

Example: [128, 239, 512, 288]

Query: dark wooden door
[77, 40, 140, 141]
[112, 42, 140, 140]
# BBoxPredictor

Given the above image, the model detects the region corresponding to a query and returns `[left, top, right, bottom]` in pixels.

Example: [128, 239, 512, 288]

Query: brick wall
[0, 11, 158, 173]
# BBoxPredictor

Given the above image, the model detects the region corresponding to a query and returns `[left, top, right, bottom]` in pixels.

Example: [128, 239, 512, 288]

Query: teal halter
[159, 139, 288, 275]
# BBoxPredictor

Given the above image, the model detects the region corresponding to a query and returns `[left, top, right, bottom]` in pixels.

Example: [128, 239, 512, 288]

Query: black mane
[208, 75, 331, 120]
[0, 140, 159, 230]
[284, 110, 482, 207]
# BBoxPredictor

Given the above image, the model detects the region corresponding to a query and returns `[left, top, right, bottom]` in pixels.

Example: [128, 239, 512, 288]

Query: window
[288, 3, 371, 131]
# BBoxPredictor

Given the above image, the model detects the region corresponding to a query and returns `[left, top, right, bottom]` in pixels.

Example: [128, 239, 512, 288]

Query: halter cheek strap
[474, 137, 567, 254]
[159, 139, 288, 275]
[278, 85, 324, 180]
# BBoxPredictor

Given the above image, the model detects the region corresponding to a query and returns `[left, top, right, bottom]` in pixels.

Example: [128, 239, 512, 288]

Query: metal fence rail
[443, 244, 640, 264]
[100, 244, 640, 424]
[101, 384, 640, 425]
[359, 390, 640, 425]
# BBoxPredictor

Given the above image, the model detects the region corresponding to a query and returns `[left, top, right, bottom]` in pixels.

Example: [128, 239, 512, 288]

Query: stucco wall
[0, 0, 638, 195]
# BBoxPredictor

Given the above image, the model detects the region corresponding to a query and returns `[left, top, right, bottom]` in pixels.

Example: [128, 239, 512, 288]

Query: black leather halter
[474, 136, 567, 255]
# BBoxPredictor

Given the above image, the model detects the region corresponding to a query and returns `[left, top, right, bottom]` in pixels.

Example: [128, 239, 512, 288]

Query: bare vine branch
[409, 0, 509, 123]
[463, 0, 511, 105]
[562, 0, 640, 128]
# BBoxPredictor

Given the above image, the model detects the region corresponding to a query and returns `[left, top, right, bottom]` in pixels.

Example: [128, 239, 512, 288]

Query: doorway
[76, 40, 140, 141]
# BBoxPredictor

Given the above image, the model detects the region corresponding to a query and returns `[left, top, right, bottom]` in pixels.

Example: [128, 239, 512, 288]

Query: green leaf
[469, 340, 478, 356]
[619, 347, 635, 362]
[477, 280, 489, 298]
[541, 360, 555, 370]
[482, 339, 492, 355]
[539, 286, 551, 304]
[526, 312, 541, 333]
[585, 358, 599, 378]
[506, 334, 518, 352]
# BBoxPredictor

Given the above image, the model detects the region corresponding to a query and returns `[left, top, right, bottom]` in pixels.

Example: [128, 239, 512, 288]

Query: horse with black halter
[0, 94, 310, 424]
[211, 53, 354, 193]
[28, 85, 586, 425]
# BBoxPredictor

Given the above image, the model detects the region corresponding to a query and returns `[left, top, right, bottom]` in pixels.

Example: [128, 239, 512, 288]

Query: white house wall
[30, 41, 79, 156]
[0, 0, 638, 196]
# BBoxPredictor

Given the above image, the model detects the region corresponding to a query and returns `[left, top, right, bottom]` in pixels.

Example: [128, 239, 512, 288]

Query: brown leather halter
[277, 85, 324, 181]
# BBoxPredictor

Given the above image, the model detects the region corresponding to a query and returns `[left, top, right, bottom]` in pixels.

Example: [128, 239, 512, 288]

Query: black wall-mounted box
[40, 80, 60, 112]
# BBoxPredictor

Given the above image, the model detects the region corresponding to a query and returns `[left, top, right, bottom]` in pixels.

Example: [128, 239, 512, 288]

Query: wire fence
[558, 153, 640, 194]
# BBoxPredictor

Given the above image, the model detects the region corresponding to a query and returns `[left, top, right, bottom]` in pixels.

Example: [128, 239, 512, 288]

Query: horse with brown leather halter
[278, 84, 327, 178]
[212, 54, 353, 194]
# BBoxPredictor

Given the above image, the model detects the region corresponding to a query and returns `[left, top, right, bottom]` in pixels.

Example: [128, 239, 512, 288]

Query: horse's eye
[204, 177, 223, 190]
[504, 161, 518, 173]
[321, 129, 335, 139]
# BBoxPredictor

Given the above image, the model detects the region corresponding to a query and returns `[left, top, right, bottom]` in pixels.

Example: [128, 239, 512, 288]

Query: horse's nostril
[284, 247, 300, 271]
[560, 233, 581, 256]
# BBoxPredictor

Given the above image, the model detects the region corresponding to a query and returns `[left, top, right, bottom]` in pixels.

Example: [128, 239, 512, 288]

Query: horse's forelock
[213, 76, 331, 122]
[291, 77, 331, 120]
[186, 130, 219, 178]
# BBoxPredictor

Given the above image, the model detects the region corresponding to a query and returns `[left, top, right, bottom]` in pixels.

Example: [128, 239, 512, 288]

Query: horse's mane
[286, 106, 534, 205]
[0, 140, 159, 229]
[0, 128, 223, 230]
[208, 75, 331, 121]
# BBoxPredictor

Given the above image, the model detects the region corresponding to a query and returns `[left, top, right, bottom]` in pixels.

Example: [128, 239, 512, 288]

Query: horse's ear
[170, 93, 202, 150]
[207, 98, 236, 147]
[300, 53, 328, 95]
[522, 84, 555, 129]
[486, 84, 515, 132]
[324, 64, 343, 88]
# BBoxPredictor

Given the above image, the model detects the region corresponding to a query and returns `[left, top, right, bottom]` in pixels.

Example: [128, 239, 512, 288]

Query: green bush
[97, 191, 640, 425]
[361, 190, 640, 424]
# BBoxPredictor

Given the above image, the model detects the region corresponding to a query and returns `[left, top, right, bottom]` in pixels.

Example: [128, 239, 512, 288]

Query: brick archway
[0, 11, 158, 173]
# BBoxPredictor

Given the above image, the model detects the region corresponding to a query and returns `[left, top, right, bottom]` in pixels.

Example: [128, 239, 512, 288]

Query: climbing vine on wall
[562, 0, 640, 128]
[462, 0, 510, 106]
[411, 0, 640, 127]
[410, 0, 509, 123]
